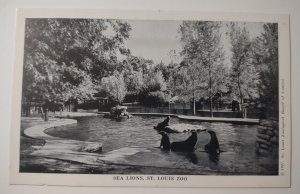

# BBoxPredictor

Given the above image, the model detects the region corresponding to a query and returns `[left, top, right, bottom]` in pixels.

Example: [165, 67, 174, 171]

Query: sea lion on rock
[170, 130, 198, 152]
[154, 116, 170, 131]
[159, 131, 171, 151]
[205, 130, 220, 154]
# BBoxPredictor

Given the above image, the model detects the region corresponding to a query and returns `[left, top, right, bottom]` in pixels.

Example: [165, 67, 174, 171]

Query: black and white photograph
[10, 9, 291, 187]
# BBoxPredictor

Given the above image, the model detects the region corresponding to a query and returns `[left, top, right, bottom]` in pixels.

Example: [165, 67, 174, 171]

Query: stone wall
[256, 119, 279, 155]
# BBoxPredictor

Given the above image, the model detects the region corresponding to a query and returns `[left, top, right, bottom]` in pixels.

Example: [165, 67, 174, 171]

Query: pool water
[46, 115, 278, 175]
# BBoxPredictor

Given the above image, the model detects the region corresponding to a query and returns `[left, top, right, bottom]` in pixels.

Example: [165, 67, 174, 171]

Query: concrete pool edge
[23, 118, 78, 139]
[97, 112, 260, 125]
[22, 117, 105, 166]
[50, 111, 259, 124]
[54, 112, 98, 118]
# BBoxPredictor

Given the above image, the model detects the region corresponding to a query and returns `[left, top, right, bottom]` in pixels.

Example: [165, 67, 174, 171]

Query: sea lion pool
[44, 115, 278, 175]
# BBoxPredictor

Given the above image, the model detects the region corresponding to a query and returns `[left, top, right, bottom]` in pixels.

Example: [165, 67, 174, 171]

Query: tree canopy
[22, 19, 279, 119]
[23, 18, 131, 103]
[228, 23, 260, 104]
[253, 23, 278, 107]
[179, 21, 227, 116]
[22, 18, 131, 119]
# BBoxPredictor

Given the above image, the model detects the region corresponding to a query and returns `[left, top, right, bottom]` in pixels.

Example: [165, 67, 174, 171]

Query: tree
[123, 68, 144, 102]
[101, 72, 127, 105]
[125, 55, 154, 75]
[22, 18, 131, 120]
[179, 21, 226, 116]
[252, 23, 279, 114]
[228, 23, 259, 105]
[139, 70, 169, 107]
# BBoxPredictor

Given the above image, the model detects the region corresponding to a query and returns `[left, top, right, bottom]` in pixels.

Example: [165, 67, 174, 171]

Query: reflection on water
[186, 152, 199, 164]
[46, 115, 278, 175]
[208, 152, 220, 163]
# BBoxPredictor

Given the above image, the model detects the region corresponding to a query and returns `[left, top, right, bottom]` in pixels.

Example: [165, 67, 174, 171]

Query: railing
[125, 105, 261, 119]
[126, 106, 194, 115]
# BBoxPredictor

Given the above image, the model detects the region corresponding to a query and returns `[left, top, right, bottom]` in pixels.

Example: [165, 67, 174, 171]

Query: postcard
[10, 9, 291, 187]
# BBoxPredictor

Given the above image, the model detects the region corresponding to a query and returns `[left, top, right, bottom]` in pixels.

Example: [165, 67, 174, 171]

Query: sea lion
[205, 130, 220, 154]
[159, 131, 171, 151]
[154, 116, 170, 131]
[170, 130, 198, 152]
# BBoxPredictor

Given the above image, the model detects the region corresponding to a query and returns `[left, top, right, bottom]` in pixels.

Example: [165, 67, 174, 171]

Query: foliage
[228, 23, 260, 104]
[124, 55, 154, 74]
[22, 18, 279, 117]
[22, 18, 131, 118]
[252, 23, 279, 106]
[139, 91, 168, 107]
[124, 70, 144, 95]
[179, 21, 227, 116]
[143, 70, 167, 92]
[138, 70, 169, 106]
[101, 72, 127, 105]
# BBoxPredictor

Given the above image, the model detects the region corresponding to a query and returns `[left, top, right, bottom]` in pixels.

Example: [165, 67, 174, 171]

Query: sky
[123, 20, 182, 64]
[121, 19, 265, 65]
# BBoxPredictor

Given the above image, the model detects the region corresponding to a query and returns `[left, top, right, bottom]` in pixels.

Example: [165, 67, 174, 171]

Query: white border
[10, 9, 291, 187]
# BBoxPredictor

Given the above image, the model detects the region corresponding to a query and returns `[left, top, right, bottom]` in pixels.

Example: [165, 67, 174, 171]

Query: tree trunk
[43, 101, 49, 121]
[25, 100, 31, 117]
[40, 107, 44, 119]
[209, 69, 213, 117]
[25, 105, 30, 117]
[73, 99, 78, 112]
[237, 74, 244, 108]
[193, 79, 196, 116]
[210, 96, 213, 117]
[44, 108, 49, 121]
[193, 98, 196, 116]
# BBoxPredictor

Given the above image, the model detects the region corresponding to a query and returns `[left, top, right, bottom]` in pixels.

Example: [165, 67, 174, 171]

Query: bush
[139, 91, 168, 107]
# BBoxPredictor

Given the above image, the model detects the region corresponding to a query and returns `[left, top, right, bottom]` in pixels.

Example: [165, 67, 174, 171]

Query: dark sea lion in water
[154, 116, 170, 131]
[205, 130, 220, 154]
[170, 130, 198, 152]
[159, 131, 171, 151]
